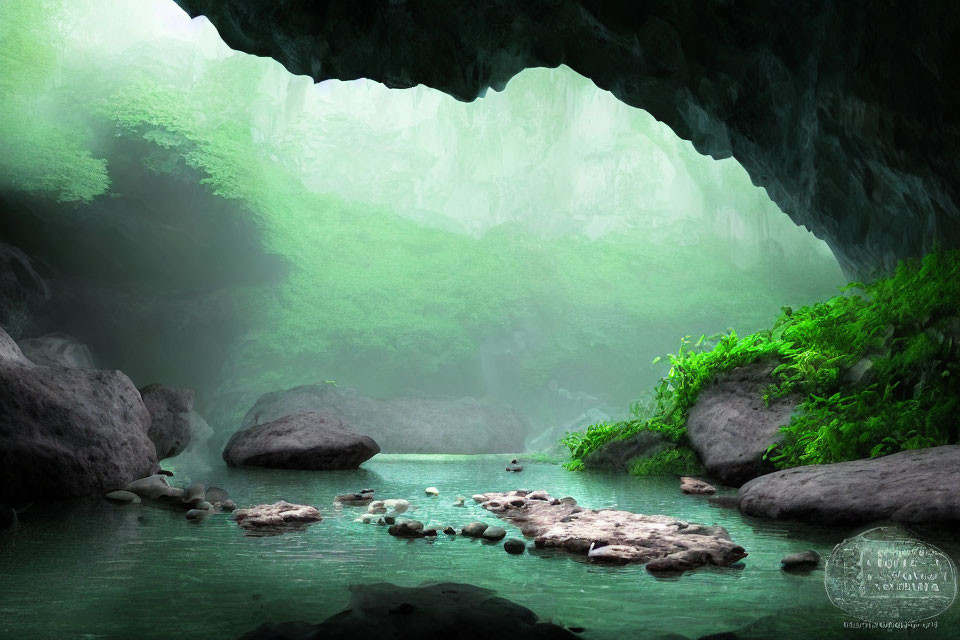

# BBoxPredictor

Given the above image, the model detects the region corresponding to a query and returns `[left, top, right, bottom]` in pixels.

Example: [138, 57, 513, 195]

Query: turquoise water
[1, 455, 957, 639]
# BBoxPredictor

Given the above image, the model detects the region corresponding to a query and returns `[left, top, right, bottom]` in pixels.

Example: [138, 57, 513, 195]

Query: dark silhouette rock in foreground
[737, 445, 960, 525]
[140, 383, 195, 460]
[236, 582, 577, 640]
[223, 411, 379, 470]
[241, 384, 529, 453]
[686, 361, 799, 486]
[475, 490, 746, 573]
[0, 327, 157, 502]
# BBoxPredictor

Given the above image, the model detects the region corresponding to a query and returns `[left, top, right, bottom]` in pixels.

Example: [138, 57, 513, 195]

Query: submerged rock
[0, 327, 157, 502]
[235, 582, 577, 639]
[105, 490, 142, 504]
[737, 445, 960, 525]
[680, 477, 716, 495]
[17, 333, 95, 369]
[223, 412, 379, 470]
[781, 550, 821, 569]
[234, 501, 322, 534]
[475, 490, 746, 573]
[239, 384, 530, 453]
[686, 360, 800, 486]
[140, 384, 195, 460]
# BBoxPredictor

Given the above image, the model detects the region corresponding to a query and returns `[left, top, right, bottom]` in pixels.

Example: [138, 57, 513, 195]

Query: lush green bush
[566, 250, 960, 473]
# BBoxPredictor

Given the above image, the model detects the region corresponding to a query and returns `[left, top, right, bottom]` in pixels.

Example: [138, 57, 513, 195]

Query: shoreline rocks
[475, 489, 747, 573]
[737, 445, 960, 525]
[223, 412, 379, 470]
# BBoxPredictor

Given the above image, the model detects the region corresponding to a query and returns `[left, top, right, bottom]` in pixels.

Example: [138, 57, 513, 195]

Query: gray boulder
[17, 333, 95, 369]
[584, 429, 671, 471]
[461, 522, 490, 537]
[223, 411, 379, 470]
[737, 445, 960, 525]
[686, 360, 799, 486]
[241, 384, 529, 453]
[0, 327, 157, 502]
[140, 384, 195, 460]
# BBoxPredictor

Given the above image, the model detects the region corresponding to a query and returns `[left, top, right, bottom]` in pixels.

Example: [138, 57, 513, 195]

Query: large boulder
[17, 333, 95, 369]
[241, 384, 529, 453]
[223, 411, 379, 470]
[0, 327, 157, 502]
[686, 360, 800, 486]
[737, 445, 960, 525]
[139, 384, 195, 460]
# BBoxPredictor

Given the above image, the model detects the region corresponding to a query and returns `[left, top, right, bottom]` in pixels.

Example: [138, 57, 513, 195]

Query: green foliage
[628, 447, 703, 476]
[566, 250, 960, 472]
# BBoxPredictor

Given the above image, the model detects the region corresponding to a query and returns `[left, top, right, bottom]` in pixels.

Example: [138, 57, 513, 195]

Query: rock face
[235, 582, 577, 640]
[17, 333, 95, 369]
[140, 384, 195, 460]
[475, 490, 746, 573]
[0, 327, 157, 502]
[737, 445, 960, 525]
[240, 384, 529, 453]
[175, 1, 960, 279]
[584, 429, 671, 472]
[234, 500, 322, 534]
[0, 242, 48, 338]
[686, 361, 799, 486]
[223, 411, 379, 470]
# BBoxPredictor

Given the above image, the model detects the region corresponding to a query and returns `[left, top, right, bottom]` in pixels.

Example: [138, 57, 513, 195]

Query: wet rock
[336, 489, 375, 506]
[223, 412, 379, 470]
[17, 333, 95, 369]
[140, 384, 195, 461]
[105, 490, 142, 504]
[238, 384, 531, 453]
[504, 538, 526, 554]
[781, 550, 821, 570]
[442, 526, 457, 535]
[680, 477, 717, 495]
[388, 518, 425, 538]
[234, 501, 322, 534]
[205, 486, 230, 504]
[123, 474, 184, 501]
[234, 582, 578, 639]
[461, 522, 490, 537]
[453, 495, 465, 507]
[221, 499, 237, 512]
[737, 445, 960, 525]
[182, 483, 206, 507]
[476, 490, 746, 573]
[424, 486, 439, 496]
[196, 500, 213, 511]
[186, 508, 210, 521]
[506, 459, 523, 472]
[0, 327, 157, 502]
[367, 499, 409, 515]
[707, 495, 739, 510]
[686, 361, 800, 486]
[482, 525, 507, 541]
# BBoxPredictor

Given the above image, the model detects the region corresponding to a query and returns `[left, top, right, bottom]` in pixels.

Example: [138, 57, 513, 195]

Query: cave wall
[174, 0, 960, 279]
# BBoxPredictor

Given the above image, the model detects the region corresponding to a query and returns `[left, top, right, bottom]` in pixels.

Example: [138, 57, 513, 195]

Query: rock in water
[0, 327, 157, 502]
[17, 333, 95, 369]
[223, 412, 379, 470]
[475, 490, 746, 574]
[781, 550, 821, 569]
[234, 501, 322, 534]
[461, 522, 490, 537]
[105, 490, 142, 504]
[481, 526, 506, 541]
[123, 475, 185, 501]
[737, 445, 960, 525]
[140, 384, 195, 460]
[504, 538, 526, 554]
[387, 519, 425, 538]
[239, 384, 530, 453]
[685, 361, 800, 486]
[680, 477, 717, 495]
[424, 486, 439, 496]
[235, 582, 578, 639]
[506, 459, 523, 472]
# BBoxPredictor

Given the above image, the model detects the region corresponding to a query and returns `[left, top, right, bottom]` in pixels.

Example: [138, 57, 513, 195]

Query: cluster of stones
[473, 490, 747, 573]
[107, 474, 236, 521]
[233, 501, 322, 534]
